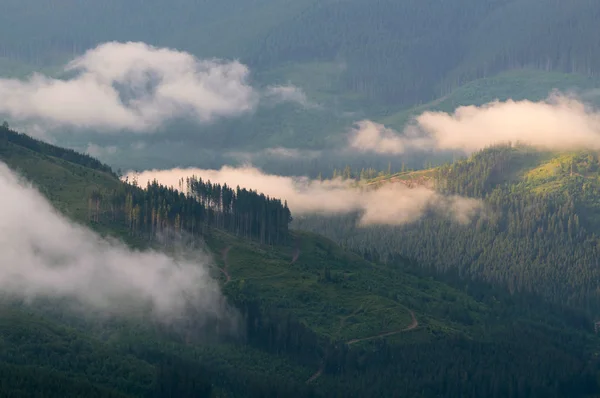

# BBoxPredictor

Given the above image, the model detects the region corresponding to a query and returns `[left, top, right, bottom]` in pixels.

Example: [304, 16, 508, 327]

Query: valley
[2, 123, 600, 397]
[2, 1, 600, 396]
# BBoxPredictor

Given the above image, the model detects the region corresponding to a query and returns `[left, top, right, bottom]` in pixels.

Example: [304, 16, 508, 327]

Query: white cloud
[349, 93, 600, 154]
[348, 120, 430, 154]
[0, 41, 306, 133]
[263, 85, 315, 108]
[0, 162, 234, 324]
[126, 166, 483, 226]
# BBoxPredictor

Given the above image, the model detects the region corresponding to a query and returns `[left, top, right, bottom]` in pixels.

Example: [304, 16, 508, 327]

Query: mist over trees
[294, 145, 600, 313]
[92, 176, 292, 246]
[2, 1, 600, 397]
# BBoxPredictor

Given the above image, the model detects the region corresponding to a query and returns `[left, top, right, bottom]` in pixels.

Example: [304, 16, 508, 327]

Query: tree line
[89, 176, 292, 245]
[0, 122, 115, 176]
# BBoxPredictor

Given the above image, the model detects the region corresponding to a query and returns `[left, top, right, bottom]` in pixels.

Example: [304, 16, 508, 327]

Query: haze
[0, 162, 233, 324]
[126, 166, 485, 226]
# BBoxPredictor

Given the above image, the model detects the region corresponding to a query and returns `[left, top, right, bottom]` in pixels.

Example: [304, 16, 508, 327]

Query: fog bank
[0, 162, 233, 324]
[350, 93, 600, 154]
[127, 166, 484, 226]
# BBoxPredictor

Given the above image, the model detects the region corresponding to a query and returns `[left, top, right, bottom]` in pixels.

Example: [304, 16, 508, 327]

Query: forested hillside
[294, 145, 600, 315]
[252, 0, 600, 107]
[2, 128, 600, 397]
[94, 176, 292, 245]
[2, 0, 599, 107]
[4, 1, 600, 396]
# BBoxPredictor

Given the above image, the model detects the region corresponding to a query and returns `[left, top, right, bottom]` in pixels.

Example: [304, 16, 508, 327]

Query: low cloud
[348, 120, 430, 154]
[0, 41, 306, 133]
[0, 162, 233, 325]
[126, 166, 483, 226]
[263, 85, 316, 108]
[350, 93, 600, 154]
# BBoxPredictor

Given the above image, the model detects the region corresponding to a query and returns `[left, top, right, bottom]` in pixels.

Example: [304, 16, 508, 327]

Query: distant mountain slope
[454, 0, 600, 82]
[2, 129, 600, 396]
[0, 0, 315, 63]
[380, 69, 600, 130]
[2, 0, 599, 108]
[61, 67, 600, 177]
[246, 0, 600, 106]
[248, 0, 501, 105]
[2, 0, 600, 175]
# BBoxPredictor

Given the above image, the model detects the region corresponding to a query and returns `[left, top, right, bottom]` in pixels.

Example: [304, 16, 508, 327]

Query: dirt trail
[306, 309, 418, 384]
[346, 310, 418, 345]
[305, 362, 324, 384]
[306, 307, 361, 384]
[220, 246, 232, 285]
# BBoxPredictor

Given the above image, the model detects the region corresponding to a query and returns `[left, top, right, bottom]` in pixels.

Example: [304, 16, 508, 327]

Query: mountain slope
[2, 128, 600, 397]
[380, 69, 600, 130]
[0, 0, 316, 65]
[295, 145, 600, 316]
[2, 0, 599, 107]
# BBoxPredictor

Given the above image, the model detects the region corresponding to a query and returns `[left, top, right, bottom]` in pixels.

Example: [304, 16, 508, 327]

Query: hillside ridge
[2, 131, 600, 397]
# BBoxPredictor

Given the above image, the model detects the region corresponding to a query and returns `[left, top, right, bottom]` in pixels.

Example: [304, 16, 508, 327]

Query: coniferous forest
[90, 176, 291, 246]
[294, 145, 600, 314]
[3, 1, 600, 396]
[2, 128, 600, 397]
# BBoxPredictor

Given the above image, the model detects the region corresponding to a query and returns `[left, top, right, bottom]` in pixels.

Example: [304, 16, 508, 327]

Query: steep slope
[2, 128, 600, 397]
[454, 0, 600, 82]
[295, 145, 600, 316]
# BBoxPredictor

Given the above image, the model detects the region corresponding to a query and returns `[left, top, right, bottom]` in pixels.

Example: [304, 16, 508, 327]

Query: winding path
[346, 310, 418, 345]
[222, 240, 418, 385]
[305, 361, 325, 384]
[222, 239, 419, 385]
[306, 309, 418, 384]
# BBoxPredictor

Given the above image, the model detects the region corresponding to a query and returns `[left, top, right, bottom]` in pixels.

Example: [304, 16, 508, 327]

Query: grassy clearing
[206, 227, 490, 342]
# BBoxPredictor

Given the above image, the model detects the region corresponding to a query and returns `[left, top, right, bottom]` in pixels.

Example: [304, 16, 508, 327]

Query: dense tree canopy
[295, 145, 600, 313]
[90, 176, 292, 245]
[3, 123, 600, 397]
